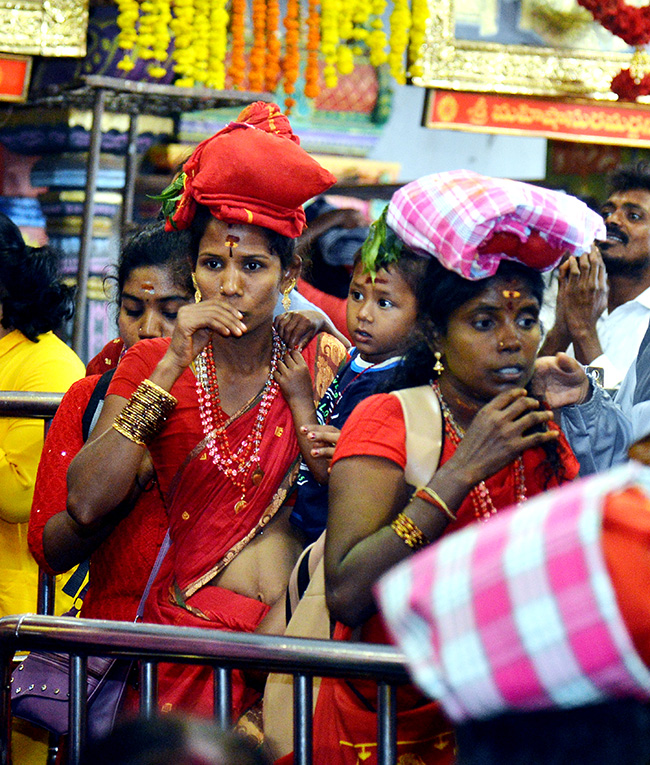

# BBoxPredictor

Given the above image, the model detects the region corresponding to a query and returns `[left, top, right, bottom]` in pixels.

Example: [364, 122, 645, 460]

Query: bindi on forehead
[141, 282, 155, 294]
[225, 234, 240, 256]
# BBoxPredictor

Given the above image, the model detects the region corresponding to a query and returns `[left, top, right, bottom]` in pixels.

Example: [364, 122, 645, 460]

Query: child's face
[346, 262, 418, 364]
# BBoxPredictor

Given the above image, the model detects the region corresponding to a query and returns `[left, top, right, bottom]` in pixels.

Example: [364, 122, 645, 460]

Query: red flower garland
[576, 0, 650, 47]
[611, 68, 650, 100]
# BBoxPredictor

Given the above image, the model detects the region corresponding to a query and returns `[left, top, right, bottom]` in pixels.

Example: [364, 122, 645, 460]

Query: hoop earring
[282, 278, 296, 312]
[433, 351, 444, 374]
[192, 273, 202, 303]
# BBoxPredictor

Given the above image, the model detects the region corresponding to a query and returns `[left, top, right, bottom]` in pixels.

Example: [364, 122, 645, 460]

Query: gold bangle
[112, 379, 177, 446]
[390, 512, 429, 551]
[415, 486, 457, 522]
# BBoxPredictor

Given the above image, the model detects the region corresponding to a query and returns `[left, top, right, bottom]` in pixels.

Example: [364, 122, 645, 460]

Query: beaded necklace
[432, 381, 527, 522]
[195, 329, 284, 513]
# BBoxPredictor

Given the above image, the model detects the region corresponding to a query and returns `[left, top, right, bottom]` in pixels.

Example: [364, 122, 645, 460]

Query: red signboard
[0, 55, 31, 102]
[424, 89, 650, 148]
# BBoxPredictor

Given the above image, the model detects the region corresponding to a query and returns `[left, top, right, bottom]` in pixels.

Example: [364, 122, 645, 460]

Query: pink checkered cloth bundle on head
[387, 170, 606, 279]
[376, 463, 650, 724]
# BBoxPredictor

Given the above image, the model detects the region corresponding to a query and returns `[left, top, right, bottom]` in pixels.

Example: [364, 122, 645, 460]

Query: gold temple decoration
[414, 0, 642, 102]
[0, 0, 89, 57]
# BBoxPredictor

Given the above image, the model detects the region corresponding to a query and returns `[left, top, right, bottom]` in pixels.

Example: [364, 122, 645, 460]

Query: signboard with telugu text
[424, 90, 650, 148]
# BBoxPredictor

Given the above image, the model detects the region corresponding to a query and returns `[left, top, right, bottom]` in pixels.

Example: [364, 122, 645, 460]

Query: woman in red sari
[310, 171, 607, 764]
[66, 102, 344, 720]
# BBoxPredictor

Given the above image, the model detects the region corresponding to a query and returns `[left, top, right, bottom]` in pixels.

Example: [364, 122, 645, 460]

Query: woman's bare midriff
[206, 503, 304, 609]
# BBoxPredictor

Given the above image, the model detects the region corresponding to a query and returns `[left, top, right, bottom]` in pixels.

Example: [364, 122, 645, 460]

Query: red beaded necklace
[432, 381, 527, 522]
[195, 329, 284, 512]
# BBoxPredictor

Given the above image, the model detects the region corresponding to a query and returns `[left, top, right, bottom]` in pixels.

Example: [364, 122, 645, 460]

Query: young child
[275, 247, 428, 542]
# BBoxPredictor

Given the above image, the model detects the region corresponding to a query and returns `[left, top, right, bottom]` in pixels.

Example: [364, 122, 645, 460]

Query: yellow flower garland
[408, 0, 427, 78]
[388, 0, 410, 83]
[321, 0, 340, 88]
[112, 0, 432, 98]
[206, 0, 228, 88]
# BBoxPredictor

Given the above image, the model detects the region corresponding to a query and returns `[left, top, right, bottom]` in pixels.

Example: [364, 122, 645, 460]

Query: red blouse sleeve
[108, 337, 170, 400]
[331, 393, 407, 469]
[28, 376, 99, 574]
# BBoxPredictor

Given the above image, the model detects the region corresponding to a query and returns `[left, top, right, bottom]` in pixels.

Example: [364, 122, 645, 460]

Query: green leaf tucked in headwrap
[360, 205, 405, 278]
[149, 172, 187, 229]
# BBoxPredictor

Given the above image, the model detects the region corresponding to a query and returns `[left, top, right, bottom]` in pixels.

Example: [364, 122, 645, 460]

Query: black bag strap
[82, 368, 116, 442]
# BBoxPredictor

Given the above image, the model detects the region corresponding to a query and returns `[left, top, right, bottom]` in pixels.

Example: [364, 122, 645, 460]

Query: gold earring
[282, 278, 296, 312]
[433, 351, 444, 374]
[192, 273, 202, 303]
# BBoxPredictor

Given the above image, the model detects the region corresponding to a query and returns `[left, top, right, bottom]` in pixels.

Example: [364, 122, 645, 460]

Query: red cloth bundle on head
[166, 102, 337, 238]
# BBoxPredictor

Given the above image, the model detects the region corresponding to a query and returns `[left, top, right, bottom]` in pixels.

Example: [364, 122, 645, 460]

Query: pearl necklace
[195, 329, 284, 512]
[432, 381, 527, 522]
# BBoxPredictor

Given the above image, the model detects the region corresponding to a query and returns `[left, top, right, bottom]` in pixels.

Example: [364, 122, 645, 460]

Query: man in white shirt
[541, 163, 650, 389]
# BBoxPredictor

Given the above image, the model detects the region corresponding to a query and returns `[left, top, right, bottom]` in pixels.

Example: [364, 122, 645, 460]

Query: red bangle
[415, 487, 457, 522]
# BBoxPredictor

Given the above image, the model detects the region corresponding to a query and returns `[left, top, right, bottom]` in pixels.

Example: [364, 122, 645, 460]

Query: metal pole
[68, 654, 87, 765]
[36, 571, 56, 616]
[120, 113, 138, 236]
[139, 660, 157, 718]
[72, 85, 106, 357]
[293, 674, 313, 765]
[0, 648, 13, 765]
[377, 682, 397, 765]
[213, 666, 231, 730]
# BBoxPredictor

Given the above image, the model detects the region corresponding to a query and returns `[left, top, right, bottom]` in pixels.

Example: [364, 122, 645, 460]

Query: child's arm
[275, 309, 350, 351]
[275, 350, 322, 468]
[298, 423, 341, 484]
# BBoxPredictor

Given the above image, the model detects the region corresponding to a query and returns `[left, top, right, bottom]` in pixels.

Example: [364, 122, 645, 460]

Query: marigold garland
[408, 0, 427, 78]
[305, 0, 321, 99]
[113, 0, 433, 103]
[228, 0, 247, 88]
[206, 0, 228, 88]
[265, 0, 281, 91]
[249, 0, 267, 91]
[321, 0, 340, 88]
[281, 0, 300, 111]
[170, 0, 196, 86]
[367, 0, 388, 67]
[115, 0, 138, 71]
[388, 0, 410, 83]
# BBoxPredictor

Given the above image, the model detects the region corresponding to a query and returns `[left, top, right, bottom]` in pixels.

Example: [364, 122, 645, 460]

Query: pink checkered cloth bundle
[376, 463, 650, 723]
[386, 170, 606, 280]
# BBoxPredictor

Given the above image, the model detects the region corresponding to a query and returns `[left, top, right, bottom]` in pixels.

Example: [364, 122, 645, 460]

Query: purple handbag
[11, 652, 131, 739]
[10, 532, 170, 740]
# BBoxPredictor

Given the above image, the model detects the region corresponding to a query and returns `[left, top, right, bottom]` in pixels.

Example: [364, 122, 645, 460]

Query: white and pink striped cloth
[386, 170, 606, 279]
[376, 463, 650, 723]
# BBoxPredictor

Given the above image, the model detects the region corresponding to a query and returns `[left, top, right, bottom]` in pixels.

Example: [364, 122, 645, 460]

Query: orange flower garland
[265, 0, 281, 92]
[249, 0, 267, 91]
[228, 0, 247, 89]
[305, 0, 321, 99]
[281, 0, 300, 111]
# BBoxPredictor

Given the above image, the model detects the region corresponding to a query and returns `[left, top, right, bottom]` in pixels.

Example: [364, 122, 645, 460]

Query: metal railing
[0, 392, 63, 616]
[0, 615, 410, 765]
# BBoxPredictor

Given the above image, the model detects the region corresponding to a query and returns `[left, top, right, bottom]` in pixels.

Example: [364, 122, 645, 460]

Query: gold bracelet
[415, 486, 457, 522]
[112, 379, 178, 446]
[390, 512, 429, 551]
